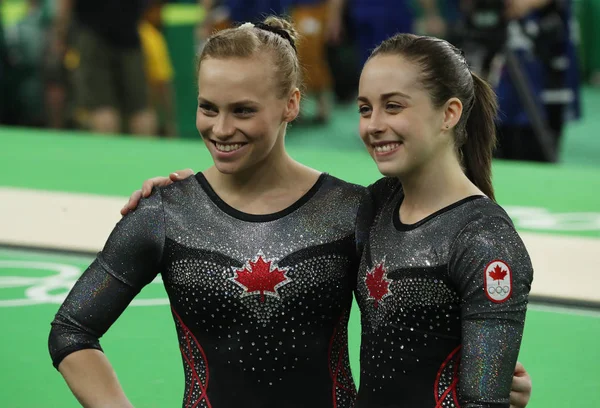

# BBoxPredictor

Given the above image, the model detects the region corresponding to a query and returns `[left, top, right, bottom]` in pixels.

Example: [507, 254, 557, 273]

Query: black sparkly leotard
[355, 178, 533, 408]
[49, 173, 369, 408]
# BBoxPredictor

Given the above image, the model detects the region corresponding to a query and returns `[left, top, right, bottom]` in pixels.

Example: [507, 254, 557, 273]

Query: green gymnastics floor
[1, 88, 599, 407]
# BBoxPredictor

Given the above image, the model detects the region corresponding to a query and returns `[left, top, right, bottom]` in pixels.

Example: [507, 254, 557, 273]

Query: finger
[141, 180, 155, 197]
[122, 189, 143, 215]
[514, 361, 526, 376]
[511, 375, 531, 393]
[509, 391, 529, 408]
[170, 168, 195, 181]
[141, 177, 171, 196]
[182, 168, 195, 177]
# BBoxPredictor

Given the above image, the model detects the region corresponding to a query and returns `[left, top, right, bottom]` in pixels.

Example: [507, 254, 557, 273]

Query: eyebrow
[357, 91, 412, 103]
[198, 97, 260, 106]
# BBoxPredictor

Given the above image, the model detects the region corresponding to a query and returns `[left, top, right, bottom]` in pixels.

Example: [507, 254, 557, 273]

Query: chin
[374, 161, 404, 178]
[213, 161, 244, 175]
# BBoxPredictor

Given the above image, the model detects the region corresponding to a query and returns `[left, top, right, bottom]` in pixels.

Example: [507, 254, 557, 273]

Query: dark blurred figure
[198, 0, 291, 38]
[0, 3, 6, 123]
[324, 3, 358, 104]
[3, 0, 46, 127]
[53, 0, 157, 136]
[325, 0, 446, 103]
[449, 0, 580, 163]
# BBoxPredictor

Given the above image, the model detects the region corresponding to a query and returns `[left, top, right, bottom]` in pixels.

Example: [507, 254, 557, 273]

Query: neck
[208, 135, 303, 197]
[204, 134, 322, 215]
[399, 147, 481, 218]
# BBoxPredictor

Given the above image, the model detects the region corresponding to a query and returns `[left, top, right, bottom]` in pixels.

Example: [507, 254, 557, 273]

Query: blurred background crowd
[0, 0, 598, 163]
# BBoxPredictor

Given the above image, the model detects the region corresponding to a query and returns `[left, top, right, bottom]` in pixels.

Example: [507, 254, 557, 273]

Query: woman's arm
[58, 349, 133, 408]
[49, 191, 166, 406]
[450, 215, 534, 407]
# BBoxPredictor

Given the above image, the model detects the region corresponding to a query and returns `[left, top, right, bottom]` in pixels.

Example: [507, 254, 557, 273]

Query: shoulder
[322, 173, 370, 202]
[457, 198, 515, 236]
[449, 200, 533, 304]
[367, 176, 400, 197]
[156, 174, 203, 203]
[451, 199, 531, 270]
[365, 177, 401, 215]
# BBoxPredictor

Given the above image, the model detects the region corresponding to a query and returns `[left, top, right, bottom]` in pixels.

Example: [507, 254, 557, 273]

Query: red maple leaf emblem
[365, 260, 392, 308]
[231, 253, 290, 302]
[489, 264, 508, 285]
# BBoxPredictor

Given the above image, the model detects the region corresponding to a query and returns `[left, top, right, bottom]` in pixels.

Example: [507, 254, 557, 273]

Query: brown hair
[369, 34, 498, 200]
[197, 16, 302, 99]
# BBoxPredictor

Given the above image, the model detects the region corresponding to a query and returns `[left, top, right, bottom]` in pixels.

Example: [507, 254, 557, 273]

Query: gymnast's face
[196, 55, 299, 175]
[357, 54, 449, 178]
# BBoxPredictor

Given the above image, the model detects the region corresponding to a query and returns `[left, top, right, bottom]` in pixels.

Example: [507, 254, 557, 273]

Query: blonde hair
[198, 16, 301, 99]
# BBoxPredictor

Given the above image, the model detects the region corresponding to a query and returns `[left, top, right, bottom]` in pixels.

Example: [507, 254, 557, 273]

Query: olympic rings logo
[487, 286, 510, 295]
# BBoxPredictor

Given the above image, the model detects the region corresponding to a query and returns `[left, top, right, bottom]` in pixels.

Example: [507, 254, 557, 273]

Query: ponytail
[462, 72, 498, 201]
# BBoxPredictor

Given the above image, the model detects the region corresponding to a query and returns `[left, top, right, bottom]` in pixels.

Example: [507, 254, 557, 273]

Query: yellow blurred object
[139, 21, 174, 84]
[64, 48, 80, 71]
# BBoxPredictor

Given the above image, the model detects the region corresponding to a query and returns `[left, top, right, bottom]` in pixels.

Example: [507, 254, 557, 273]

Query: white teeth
[373, 143, 401, 153]
[215, 143, 244, 152]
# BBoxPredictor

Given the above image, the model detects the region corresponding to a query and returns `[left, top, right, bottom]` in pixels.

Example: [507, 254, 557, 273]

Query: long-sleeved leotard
[49, 173, 368, 408]
[355, 178, 533, 408]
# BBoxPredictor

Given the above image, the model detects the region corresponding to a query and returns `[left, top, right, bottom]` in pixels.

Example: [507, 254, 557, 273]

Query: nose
[212, 113, 236, 140]
[366, 111, 386, 137]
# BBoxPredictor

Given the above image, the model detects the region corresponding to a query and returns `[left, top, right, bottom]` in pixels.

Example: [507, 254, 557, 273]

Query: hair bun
[258, 16, 298, 51]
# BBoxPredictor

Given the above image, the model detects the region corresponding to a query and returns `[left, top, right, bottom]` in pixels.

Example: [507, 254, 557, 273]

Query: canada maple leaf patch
[489, 265, 508, 282]
[230, 252, 291, 303]
[484, 260, 512, 303]
[365, 260, 392, 308]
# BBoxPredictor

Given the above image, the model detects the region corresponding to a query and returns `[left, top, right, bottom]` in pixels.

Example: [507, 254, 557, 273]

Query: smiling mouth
[212, 141, 247, 152]
[372, 142, 402, 153]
